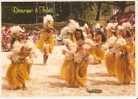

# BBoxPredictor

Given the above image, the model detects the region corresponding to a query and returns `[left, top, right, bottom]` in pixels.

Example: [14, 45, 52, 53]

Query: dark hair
[75, 29, 84, 40]
[125, 30, 131, 38]
[95, 30, 106, 42]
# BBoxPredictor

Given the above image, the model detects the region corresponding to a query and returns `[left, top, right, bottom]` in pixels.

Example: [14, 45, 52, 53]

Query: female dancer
[114, 25, 132, 84]
[61, 29, 93, 87]
[103, 23, 117, 76]
[36, 15, 55, 64]
[6, 26, 34, 89]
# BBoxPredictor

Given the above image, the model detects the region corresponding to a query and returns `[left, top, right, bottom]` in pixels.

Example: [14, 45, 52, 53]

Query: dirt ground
[1, 46, 135, 96]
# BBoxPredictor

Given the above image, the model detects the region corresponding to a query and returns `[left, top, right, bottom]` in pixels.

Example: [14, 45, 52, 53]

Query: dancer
[90, 25, 106, 64]
[123, 22, 135, 81]
[6, 26, 34, 89]
[60, 39, 77, 80]
[103, 23, 117, 76]
[36, 14, 55, 64]
[62, 29, 93, 87]
[114, 24, 132, 84]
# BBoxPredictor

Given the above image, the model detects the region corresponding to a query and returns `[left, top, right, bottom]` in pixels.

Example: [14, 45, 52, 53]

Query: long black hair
[95, 30, 106, 42]
[75, 29, 84, 40]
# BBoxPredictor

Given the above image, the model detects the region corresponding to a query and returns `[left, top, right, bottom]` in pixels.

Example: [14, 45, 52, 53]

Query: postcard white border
[0, 0, 137, 98]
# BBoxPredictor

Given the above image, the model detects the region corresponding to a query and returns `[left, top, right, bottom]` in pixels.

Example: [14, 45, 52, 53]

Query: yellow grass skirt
[126, 42, 135, 81]
[105, 51, 116, 76]
[35, 33, 55, 54]
[91, 46, 105, 61]
[74, 60, 88, 87]
[26, 64, 32, 79]
[61, 58, 88, 87]
[6, 63, 29, 89]
[60, 59, 74, 80]
[115, 53, 132, 84]
[129, 56, 135, 81]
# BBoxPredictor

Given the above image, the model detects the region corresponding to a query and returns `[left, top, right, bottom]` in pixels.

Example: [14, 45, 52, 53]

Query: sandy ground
[1, 46, 135, 96]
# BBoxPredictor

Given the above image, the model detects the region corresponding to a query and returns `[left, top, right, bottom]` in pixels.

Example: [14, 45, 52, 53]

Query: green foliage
[83, 6, 97, 25]
[101, 3, 113, 16]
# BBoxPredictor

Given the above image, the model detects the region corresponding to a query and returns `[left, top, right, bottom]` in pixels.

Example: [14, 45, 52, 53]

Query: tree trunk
[96, 3, 102, 21]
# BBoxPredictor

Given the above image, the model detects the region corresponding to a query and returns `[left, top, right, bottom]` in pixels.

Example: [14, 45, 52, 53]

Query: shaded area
[2, 1, 134, 25]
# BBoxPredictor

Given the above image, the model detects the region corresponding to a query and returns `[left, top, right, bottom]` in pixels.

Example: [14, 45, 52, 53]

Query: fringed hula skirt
[6, 63, 29, 89]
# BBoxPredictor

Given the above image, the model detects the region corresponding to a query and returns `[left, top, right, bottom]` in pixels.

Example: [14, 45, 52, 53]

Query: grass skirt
[105, 51, 116, 76]
[115, 52, 132, 84]
[6, 63, 29, 89]
[61, 58, 88, 87]
[91, 46, 105, 61]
